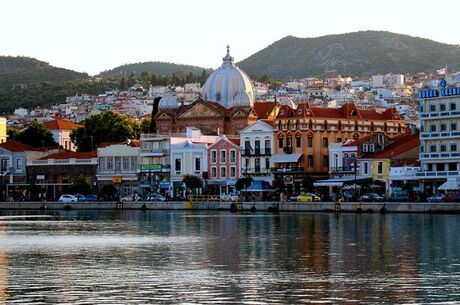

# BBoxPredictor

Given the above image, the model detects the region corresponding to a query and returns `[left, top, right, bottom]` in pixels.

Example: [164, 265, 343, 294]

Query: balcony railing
[271, 166, 304, 174]
[420, 152, 460, 159]
[416, 170, 460, 177]
[241, 148, 272, 156]
[420, 131, 460, 139]
[329, 166, 357, 174]
[241, 167, 271, 174]
[420, 110, 460, 119]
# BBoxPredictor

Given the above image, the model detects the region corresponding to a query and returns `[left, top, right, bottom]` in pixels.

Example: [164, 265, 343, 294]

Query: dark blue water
[0, 210, 459, 304]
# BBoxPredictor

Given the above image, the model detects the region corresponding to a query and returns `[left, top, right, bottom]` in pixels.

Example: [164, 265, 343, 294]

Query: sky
[2, 0, 460, 75]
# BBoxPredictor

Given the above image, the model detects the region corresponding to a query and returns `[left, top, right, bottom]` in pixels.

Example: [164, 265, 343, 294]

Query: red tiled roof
[43, 118, 82, 130]
[342, 133, 379, 147]
[0, 141, 42, 152]
[276, 103, 402, 121]
[253, 102, 278, 118]
[367, 134, 420, 159]
[39, 152, 96, 160]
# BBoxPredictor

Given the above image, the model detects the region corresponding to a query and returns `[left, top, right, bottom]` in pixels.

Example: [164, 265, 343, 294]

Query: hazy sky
[2, 0, 460, 75]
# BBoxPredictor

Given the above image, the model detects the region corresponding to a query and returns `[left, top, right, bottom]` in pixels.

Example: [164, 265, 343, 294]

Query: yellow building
[0, 117, 6, 143]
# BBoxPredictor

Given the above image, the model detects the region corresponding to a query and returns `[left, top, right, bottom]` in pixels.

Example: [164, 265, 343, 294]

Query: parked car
[59, 194, 78, 203]
[361, 193, 384, 202]
[442, 193, 460, 202]
[427, 193, 445, 202]
[84, 194, 98, 202]
[121, 193, 141, 202]
[146, 194, 166, 202]
[288, 193, 299, 202]
[389, 192, 411, 202]
[221, 193, 240, 202]
[297, 193, 321, 202]
[343, 190, 357, 202]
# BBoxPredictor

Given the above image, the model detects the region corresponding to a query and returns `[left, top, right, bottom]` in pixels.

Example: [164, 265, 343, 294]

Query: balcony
[241, 148, 272, 156]
[420, 131, 460, 139]
[241, 167, 271, 175]
[420, 110, 460, 120]
[416, 170, 460, 178]
[140, 148, 169, 156]
[420, 152, 460, 159]
[329, 166, 357, 175]
[271, 166, 304, 174]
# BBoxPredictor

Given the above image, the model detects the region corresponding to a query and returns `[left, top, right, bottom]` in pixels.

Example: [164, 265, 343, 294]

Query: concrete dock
[0, 201, 459, 213]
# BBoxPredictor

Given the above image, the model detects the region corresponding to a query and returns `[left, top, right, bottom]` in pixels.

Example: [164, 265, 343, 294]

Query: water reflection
[0, 211, 459, 304]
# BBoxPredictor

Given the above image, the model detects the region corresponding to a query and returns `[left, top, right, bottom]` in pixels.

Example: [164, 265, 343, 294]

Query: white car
[59, 194, 78, 203]
[146, 194, 166, 201]
[221, 193, 240, 202]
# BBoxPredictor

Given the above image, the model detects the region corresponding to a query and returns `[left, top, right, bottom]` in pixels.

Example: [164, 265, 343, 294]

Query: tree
[182, 174, 202, 189]
[140, 117, 151, 134]
[119, 76, 128, 90]
[17, 121, 57, 147]
[7, 128, 19, 141]
[70, 111, 141, 152]
[235, 177, 253, 191]
[68, 175, 91, 195]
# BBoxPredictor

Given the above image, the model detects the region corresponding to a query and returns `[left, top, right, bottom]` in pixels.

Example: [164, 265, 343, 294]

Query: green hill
[98, 61, 210, 78]
[0, 56, 88, 86]
[238, 31, 460, 80]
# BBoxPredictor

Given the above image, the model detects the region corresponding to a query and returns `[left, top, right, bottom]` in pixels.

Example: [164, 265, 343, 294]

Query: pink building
[207, 135, 240, 195]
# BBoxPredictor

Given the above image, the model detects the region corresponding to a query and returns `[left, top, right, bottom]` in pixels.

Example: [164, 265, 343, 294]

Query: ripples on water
[0, 211, 459, 304]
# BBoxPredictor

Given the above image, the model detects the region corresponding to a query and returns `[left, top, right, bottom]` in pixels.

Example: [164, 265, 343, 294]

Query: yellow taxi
[296, 193, 321, 202]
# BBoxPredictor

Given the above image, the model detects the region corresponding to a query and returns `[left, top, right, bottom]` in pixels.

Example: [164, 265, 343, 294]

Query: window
[440, 124, 447, 131]
[451, 103, 457, 111]
[265, 157, 270, 169]
[286, 137, 292, 148]
[451, 144, 457, 152]
[440, 104, 446, 111]
[130, 157, 137, 171]
[369, 144, 375, 152]
[430, 104, 436, 112]
[16, 158, 22, 171]
[107, 157, 113, 170]
[142, 142, 149, 150]
[99, 157, 106, 171]
[296, 137, 301, 148]
[255, 158, 260, 172]
[337, 138, 342, 143]
[377, 161, 383, 174]
[307, 137, 313, 147]
[220, 150, 226, 163]
[278, 138, 283, 148]
[430, 145, 436, 153]
[220, 166, 226, 178]
[211, 150, 217, 163]
[230, 150, 236, 163]
[323, 155, 329, 167]
[115, 157, 121, 171]
[245, 158, 250, 169]
[363, 162, 369, 175]
[430, 125, 437, 132]
[175, 158, 181, 172]
[230, 166, 236, 177]
[323, 137, 328, 148]
[211, 166, 217, 178]
[195, 157, 201, 172]
[254, 140, 260, 154]
[449, 163, 457, 171]
[278, 121, 282, 131]
[265, 140, 271, 154]
[123, 157, 129, 171]
[451, 123, 457, 131]
[295, 120, 300, 130]
[308, 155, 314, 167]
[440, 145, 447, 152]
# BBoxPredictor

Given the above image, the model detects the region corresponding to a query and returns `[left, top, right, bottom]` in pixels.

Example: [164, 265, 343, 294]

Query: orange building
[272, 103, 407, 193]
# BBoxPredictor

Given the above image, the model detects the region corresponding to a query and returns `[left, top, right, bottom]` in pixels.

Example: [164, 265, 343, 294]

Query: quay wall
[0, 201, 459, 213]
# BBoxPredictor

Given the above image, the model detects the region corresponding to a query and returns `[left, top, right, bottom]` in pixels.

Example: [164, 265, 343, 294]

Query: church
[154, 47, 280, 135]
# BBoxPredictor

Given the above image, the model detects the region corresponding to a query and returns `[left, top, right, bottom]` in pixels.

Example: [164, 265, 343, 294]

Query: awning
[272, 153, 303, 163]
[241, 180, 276, 192]
[314, 176, 369, 187]
[438, 178, 460, 191]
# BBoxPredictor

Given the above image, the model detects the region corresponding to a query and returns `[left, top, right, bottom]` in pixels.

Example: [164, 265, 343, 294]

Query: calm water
[0, 211, 459, 304]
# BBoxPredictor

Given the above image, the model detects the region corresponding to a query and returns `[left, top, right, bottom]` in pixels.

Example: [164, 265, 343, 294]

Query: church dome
[158, 93, 178, 109]
[201, 46, 255, 109]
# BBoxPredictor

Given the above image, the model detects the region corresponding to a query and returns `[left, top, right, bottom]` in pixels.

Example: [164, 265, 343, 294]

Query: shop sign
[139, 164, 162, 172]
[112, 176, 122, 183]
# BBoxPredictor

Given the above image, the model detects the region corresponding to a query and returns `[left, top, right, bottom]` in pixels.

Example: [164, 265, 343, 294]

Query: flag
[436, 67, 446, 75]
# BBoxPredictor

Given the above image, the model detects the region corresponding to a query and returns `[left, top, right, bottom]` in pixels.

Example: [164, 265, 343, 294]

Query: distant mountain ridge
[237, 31, 460, 80]
[98, 61, 210, 78]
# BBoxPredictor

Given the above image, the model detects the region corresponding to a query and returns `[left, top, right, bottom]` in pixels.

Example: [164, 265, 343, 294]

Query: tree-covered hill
[238, 31, 460, 80]
[98, 61, 210, 78]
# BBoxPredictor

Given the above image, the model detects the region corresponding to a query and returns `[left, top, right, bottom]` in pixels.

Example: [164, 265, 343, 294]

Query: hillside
[0, 56, 88, 86]
[238, 31, 460, 80]
[98, 61, 210, 78]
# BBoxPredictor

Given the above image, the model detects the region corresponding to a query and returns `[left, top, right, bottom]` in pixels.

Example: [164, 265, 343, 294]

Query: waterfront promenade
[0, 200, 459, 213]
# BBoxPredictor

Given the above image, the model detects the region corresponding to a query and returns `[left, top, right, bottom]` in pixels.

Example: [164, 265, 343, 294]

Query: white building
[239, 120, 275, 183]
[417, 86, 460, 194]
[43, 118, 81, 151]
